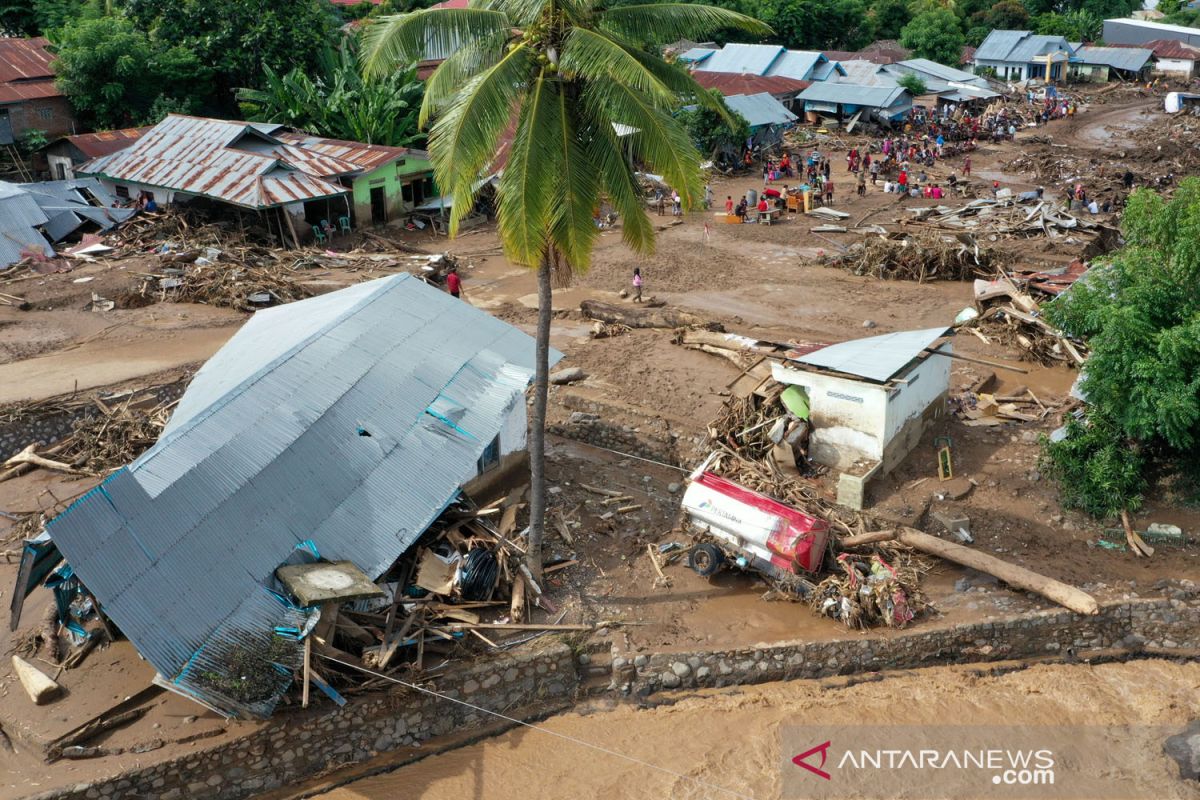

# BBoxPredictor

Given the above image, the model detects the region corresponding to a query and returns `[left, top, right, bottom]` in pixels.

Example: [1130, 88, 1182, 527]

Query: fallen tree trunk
[580, 300, 723, 331]
[896, 527, 1099, 615]
[838, 529, 897, 548]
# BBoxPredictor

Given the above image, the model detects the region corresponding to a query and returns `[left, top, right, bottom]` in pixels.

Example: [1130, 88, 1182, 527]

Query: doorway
[370, 187, 387, 225]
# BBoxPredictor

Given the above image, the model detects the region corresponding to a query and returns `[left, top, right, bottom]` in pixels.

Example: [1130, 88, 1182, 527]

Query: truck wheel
[689, 543, 724, 577]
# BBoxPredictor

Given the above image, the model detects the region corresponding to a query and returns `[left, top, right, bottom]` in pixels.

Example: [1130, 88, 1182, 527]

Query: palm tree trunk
[526, 248, 553, 581]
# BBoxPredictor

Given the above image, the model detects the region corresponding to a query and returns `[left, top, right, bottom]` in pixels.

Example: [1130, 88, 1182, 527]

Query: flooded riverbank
[310, 660, 1200, 800]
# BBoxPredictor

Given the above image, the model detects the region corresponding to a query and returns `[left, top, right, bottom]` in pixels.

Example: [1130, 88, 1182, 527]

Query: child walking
[632, 267, 643, 303]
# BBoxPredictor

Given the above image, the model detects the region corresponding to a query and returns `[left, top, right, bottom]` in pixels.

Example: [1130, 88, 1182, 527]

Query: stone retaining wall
[32, 644, 578, 800]
[613, 597, 1200, 695]
[547, 392, 692, 466]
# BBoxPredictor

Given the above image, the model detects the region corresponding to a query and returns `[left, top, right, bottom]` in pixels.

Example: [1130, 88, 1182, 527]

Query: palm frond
[495, 72, 563, 265]
[483, 0, 552, 26]
[582, 79, 703, 209]
[428, 44, 536, 236]
[559, 28, 676, 108]
[421, 39, 507, 127]
[360, 8, 509, 78]
[618, 42, 733, 122]
[547, 90, 601, 271]
[581, 105, 655, 256]
[599, 3, 771, 44]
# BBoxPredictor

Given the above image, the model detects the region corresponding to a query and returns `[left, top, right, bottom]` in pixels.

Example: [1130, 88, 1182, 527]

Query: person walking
[671, 190, 681, 216]
[963, 155, 971, 177]
[870, 159, 880, 185]
[824, 178, 834, 206]
[631, 267, 643, 303]
[725, 195, 734, 215]
[856, 169, 866, 197]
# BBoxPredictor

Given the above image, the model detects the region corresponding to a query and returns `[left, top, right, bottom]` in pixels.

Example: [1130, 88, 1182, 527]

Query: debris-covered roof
[51, 127, 151, 159]
[721, 92, 799, 127]
[790, 327, 951, 382]
[77, 115, 354, 210]
[0, 182, 54, 267]
[45, 273, 556, 716]
[1074, 45, 1154, 72]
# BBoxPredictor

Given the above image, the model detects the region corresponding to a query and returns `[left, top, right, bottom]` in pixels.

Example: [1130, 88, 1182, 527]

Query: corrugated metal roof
[1074, 45, 1154, 71]
[53, 127, 151, 159]
[17, 179, 135, 241]
[1102, 17, 1200, 35]
[76, 115, 353, 210]
[1009, 34, 1073, 62]
[791, 326, 950, 382]
[1112, 38, 1200, 59]
[891, 58, 988, 87]
[678, 46, 717, 63]
[0, 37, 55, 83]
[692, 43, 785, 76]
[691, 72, 810, 97]
[0, 79, 62, 105]
[837, 59, 895, 86]
[974, 30, 1030, 62]
[278, 133, 426, 173]
[722, 92, 798, 127]
[799, 82, 909, 108]
[46, 274, 560, 716]
[0, 181, 55, 266]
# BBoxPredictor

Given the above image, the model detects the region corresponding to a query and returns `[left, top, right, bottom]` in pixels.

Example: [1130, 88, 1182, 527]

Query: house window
[38, 107, 54, 121]
[477, 435, 500, 474]
[114, 185, 129, 199]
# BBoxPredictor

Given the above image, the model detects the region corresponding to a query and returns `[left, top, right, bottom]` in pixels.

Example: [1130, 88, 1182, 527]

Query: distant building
[720, 92, 798, 148]
[0, 38, 75, 145]
[1103, 17, 1200, 47]
[1113, 38, 1200, 76]
[680, 43, 846, 82]
[40, 127, 150, 180]
[690, 73, 810, 112]
[972, 30, 1075, 82]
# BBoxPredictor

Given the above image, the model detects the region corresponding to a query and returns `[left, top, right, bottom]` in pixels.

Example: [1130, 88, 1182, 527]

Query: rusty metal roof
[77, 115, 353, 210]
[0, 78, 61, 105]
[0, 37, 55, 83]
[277, 133, 427, 173]
[55, 127, 151, 159]
[691, 72, 810, 97]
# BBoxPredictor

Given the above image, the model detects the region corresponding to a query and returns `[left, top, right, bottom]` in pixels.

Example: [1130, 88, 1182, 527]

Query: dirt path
[1067, 98, 1160, 149]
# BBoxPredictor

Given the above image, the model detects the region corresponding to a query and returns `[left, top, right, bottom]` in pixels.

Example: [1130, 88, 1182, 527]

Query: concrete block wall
[31, 645, 578, 800]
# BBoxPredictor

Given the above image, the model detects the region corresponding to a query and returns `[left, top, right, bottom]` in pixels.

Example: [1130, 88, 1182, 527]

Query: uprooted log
[894, 527, 1099, 615]
[580, 300, 723, 331]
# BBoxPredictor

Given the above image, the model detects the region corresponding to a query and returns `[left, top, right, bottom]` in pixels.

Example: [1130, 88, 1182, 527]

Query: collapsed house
[11, 273, 556, 717]
[0, 179, 135, 267]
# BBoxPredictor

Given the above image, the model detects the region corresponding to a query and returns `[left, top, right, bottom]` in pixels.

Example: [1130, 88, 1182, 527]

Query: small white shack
[770, 327, 953, 508]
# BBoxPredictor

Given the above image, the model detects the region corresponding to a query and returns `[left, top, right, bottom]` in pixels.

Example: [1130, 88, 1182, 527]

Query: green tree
[679, 89, 751, 158]
[51, 15, 210, 128]
[125, 0, 339, 112]
[1042, 179, 1200, 517]
[900, 8, 964, 65]
[869, 0, 912, 39]
[363, 0, 767, 577]
[748, 0, 874, 49]
[896, 73, 927, 95]
[238, 45, 425, 148]
[1032, 9, 1101, 41]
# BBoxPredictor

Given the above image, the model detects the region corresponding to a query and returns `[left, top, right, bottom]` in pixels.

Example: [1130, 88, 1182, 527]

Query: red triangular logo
[793, 740, 832, 780]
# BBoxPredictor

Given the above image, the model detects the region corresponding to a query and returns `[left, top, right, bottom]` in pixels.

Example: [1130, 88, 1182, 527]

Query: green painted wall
[350, 151, 435, 225]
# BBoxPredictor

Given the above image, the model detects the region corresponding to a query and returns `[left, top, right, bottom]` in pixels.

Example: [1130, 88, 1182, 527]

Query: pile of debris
[902, 197, 1115, 247]
[958, 273, 1088, 367]
[809, 551, 929, 629]
[831, 231, 1002, 282]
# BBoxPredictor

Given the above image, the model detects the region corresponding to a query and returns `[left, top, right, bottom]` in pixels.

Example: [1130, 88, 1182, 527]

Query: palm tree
[363, 0, 768, 579]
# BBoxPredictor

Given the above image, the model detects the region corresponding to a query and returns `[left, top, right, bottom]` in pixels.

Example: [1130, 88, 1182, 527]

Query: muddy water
[314, 661, 1200, 800]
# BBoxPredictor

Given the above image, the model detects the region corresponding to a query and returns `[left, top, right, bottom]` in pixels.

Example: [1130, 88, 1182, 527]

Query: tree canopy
[679, 89, 751, 158]
[900, 8, 965, 66]
[1042, 179, 1200, 517]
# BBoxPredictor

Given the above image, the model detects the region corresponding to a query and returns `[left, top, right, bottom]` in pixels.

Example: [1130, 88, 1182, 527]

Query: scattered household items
[10, 274, 560, 717]
[958, 273, 1088, 367]
[810, 551, 927, 629]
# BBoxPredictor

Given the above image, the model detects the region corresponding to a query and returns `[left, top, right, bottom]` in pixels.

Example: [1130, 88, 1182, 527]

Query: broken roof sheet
[77, 115, 353, 210]
[18, 178, 135, 242]
[46, 273, 558, 716]
[790, 326, 950, 382]
[277, 133, 428, 173]
[722, 92, 798, 127]
[0, 182, 54, 267]
[798, 82, 909, 108]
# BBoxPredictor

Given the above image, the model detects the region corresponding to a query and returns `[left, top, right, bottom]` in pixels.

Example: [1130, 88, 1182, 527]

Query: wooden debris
[12, 655, 62, 704]
[580, 300, 723, 331]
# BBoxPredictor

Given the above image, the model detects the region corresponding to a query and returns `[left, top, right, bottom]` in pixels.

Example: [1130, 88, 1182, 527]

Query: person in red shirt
[756, 197, 769, 214]
[725, 195, 734, 214]
[446, 265, 463, 299]
[898, 170, 908, 190]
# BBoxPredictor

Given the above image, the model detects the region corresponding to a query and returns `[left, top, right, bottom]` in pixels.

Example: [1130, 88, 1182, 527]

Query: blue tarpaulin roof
[45, 273, 557, 716]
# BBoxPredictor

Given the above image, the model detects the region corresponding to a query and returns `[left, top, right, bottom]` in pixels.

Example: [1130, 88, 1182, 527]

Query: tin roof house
[14, 274, 558, 716]
[680, 43, 847, 82]
[972, 31, 1075, 82]
[0, 37, 76, 145]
